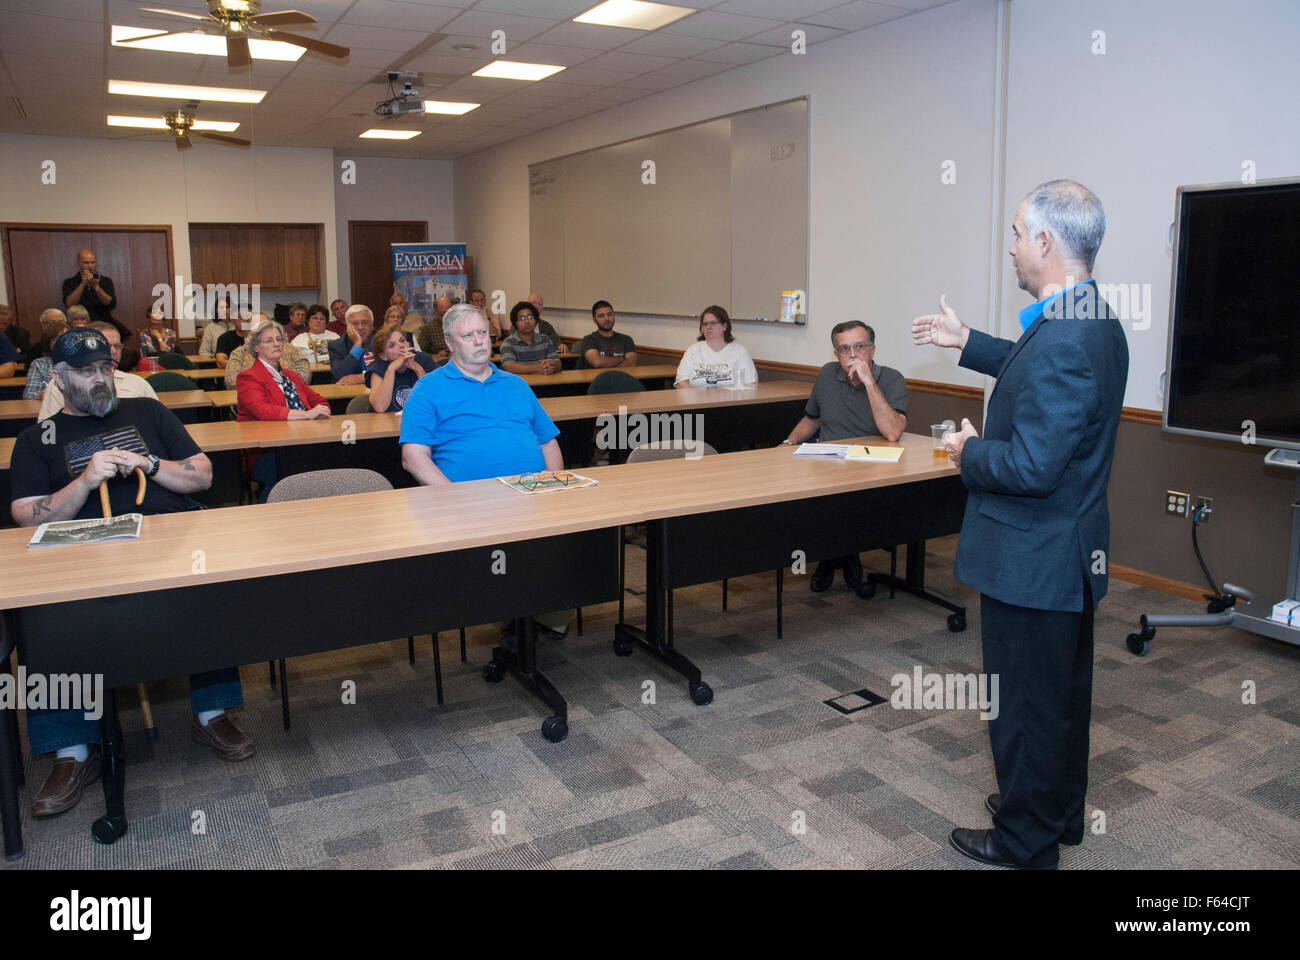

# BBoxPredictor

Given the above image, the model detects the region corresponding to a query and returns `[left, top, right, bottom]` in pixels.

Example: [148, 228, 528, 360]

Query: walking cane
[100, 470, 158, 743]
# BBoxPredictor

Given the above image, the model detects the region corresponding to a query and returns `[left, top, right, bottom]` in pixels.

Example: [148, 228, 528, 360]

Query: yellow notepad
[845, 445, 904, 462]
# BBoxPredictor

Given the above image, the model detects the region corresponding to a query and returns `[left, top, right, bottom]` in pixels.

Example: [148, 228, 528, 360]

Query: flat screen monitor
[1163, 178, 1300, 450]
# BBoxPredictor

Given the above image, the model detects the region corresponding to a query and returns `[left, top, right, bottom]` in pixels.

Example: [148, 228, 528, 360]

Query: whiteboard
[529, 98, 809, 323]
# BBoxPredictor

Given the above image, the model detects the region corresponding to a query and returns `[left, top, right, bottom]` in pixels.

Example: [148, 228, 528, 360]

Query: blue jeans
[25, 668, 243, 755]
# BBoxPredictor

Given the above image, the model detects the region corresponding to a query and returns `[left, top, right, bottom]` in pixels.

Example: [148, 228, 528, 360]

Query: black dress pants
[980, 577, 1093, 868]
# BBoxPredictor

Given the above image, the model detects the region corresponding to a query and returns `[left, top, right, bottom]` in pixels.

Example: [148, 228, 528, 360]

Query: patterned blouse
[139, 327, 178, 356]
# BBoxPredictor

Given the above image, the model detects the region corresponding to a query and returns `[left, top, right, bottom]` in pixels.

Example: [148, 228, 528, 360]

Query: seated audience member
[674, 305, 758, 388]
[40, 321, 158, 420]
[401, 311, 425, 338]
[290, 303, 339, 365]
[282, 301, 309, 341]
[25, 308, 67, 364]
[401, 303, 569, 639]
[389, 291, 408, 315]
[528, 292, 566, 354]
[469, 289, 506, 343]
[328, 304, 378, 386]
[1, 303, 30, 355]
[214, 317, 245, 369]
[200, 295, 236, 359]
[367, 322, 435, 413]
[327, 298, 349, 336]
[66, 305, 90, 328]
[577, 300, 637, 369]
[780, 320, 908, 593]
[500, 301, 559, 376]
[223, 312, 311, 389]
[416, 299, 452, 362]
[138, 303, 178, 356]
[0, 327, 17, 380]
[10, 328, 252, 817]
[118, 345, 142, 373]
[22, 318, 70, 400]
[236, 320, 329, 422]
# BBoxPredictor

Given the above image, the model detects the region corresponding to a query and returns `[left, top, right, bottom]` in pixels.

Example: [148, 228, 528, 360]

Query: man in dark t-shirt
[576, 300, 637, 370]
[60, 248, 128, 341]
[9, 329, 255, 820]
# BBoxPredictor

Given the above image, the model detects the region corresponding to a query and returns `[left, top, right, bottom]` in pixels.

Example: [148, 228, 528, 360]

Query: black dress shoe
[986, 794, 1083, 846]
[949, 828, 1054, 869]
[810, 560, 835, 592]
[842, 554, 864, 590]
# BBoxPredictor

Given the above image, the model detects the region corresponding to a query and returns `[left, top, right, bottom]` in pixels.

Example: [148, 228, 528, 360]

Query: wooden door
[1, 224, 173, 344]
[281, 226, 321, 289]
[349, 220, 427, 316]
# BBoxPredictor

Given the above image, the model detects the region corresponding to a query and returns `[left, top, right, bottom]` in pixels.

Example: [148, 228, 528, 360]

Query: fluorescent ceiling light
[108, 79, 266, 103]
[359, 128, 421, 140]
[575, 0, 695, 30]
[108, 115, 240, 132]
[473, 60, 566, 81]
[424, 101, 479, 115]
[112, 25, 304, 61]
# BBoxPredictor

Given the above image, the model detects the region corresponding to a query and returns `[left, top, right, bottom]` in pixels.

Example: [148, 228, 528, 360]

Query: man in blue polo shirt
[400, 303, 562, 484]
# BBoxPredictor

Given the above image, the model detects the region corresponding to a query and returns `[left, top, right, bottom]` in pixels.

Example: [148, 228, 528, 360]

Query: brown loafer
[190, 713, 255, 762]
[32, 746, 101, 818]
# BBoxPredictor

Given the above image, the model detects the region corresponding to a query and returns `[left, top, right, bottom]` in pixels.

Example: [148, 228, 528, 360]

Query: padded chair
[145, 371, 195, 392]
[156, 351, 194, 370]
[622, 441, 747, 643]
[264, 469, 450, 725]
[587, 370, 644, 395]
[345, 393, 373, 414]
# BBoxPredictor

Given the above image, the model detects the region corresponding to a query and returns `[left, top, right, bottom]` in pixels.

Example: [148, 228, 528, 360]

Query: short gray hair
[443, 302, 484, 341]
[39, 308, 67, 327]
[1022, 179, 1106, 272]
[345, 304, 373, 324]
[247, 319, 286, 354]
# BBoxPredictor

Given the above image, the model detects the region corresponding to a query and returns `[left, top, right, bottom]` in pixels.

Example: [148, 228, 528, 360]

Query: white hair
[1022, 179, 1106, 272]
[345, 304, 374, 324]
[443, 303, 485, 341]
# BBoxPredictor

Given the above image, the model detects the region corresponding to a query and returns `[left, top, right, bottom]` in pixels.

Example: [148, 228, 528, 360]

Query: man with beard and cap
[9, 328, 255, 818]
[38, 321, 157, 421]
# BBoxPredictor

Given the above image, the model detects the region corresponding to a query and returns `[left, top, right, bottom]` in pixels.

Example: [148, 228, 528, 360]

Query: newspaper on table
[28, 514, 143, 547]
[498, 472, 597, 495]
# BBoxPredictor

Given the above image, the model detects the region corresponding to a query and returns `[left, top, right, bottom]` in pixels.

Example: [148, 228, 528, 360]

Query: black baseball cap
[51, 328, 113, 368]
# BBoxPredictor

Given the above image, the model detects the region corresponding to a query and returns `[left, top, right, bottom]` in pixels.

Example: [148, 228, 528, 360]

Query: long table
[0, 432, 963, 856]
[0, 391, 214, 420]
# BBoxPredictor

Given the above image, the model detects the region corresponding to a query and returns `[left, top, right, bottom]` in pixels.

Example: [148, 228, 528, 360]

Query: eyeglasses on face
[834, 342, 874, 355]
[700, 319, 724, 328]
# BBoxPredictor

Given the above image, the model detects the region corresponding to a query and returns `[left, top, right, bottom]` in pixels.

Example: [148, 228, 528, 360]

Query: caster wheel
[482, 661, 506, 683]
[91, 816, 127, 845]
[947, 613, 966, 632]
[856, 581, 877, 600]
[1126, 630, 1152, 657]
[689, 681, 713, 706]
[541, 716, 568, 742]
[613, 636, 634, 657]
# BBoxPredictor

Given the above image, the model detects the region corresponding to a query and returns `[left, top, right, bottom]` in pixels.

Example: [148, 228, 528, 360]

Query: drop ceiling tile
[400, 50, 492, 75]
[470, 0, 599, 16]
[340, 0, 464, 31]
[501, 41, 606, 67]
[492, 85, 583, 108]
[580, 50, 680, 74]
[540, 64, 641, 86]
[578, 86, 654, 106]
[322, 22, 433, 53]
[692, 41, 782, 64]
[711, 0, 846, 18]
[530, 20, 644, 51]
[744, 21, 845, 47]
[661, 10, 783, 41]
[0, 11, 104, 43]
[437, 9, 561, 44]
[802, 1, 916, 30]
[427, 76, 519, 102]
[613, 72, 686, 93]
[617, 32, 728, 58]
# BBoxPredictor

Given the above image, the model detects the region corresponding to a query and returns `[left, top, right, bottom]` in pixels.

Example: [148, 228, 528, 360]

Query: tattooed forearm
[181, 459, 196, 472]
[30, 496, 54, 518]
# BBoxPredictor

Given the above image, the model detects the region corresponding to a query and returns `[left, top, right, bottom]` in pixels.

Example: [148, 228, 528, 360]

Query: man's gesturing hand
[912, 294, 969, 350]
[944, 418, 978, 469]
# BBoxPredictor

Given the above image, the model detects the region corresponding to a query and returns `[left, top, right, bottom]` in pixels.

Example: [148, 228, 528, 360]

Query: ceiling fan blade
[176, 133, 193, 149]
[263, 29, 350, 59]
[139, 7, 213, 21]
[250, 10, 317, 27]
[116, 29, 199, 44]
[227, 33, 251, 68]
[198, 132, 252, 146]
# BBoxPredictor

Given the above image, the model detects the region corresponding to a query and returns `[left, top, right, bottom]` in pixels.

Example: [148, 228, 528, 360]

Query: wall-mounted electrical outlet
[1195, 496, 1213, 522]
[1166, 490, 1188, 517]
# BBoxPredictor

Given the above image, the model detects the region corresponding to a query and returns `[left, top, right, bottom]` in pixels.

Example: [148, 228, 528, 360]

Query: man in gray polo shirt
[781, 319, 908, 592]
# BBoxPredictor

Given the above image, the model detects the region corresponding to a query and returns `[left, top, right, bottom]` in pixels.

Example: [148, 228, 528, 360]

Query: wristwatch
[146, 455, 161, 477]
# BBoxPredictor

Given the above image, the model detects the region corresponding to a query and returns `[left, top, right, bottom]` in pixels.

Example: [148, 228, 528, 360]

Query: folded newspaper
[29, 514, 143, 546]
[793, 443, 904, 462]
[498, 472, 597, 495]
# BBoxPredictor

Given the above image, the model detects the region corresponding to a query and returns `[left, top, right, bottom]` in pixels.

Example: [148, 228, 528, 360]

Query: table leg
[483, 619, 568, 742]
[1, 613, 23, 860]
[863, 541, 967, 631]
[614, 519, 714, 706]
[92, 688, 128, 845]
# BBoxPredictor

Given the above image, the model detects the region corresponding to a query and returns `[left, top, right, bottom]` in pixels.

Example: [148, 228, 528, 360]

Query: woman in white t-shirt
[290, 303, 340, 365]
[675, 305, 758, 388]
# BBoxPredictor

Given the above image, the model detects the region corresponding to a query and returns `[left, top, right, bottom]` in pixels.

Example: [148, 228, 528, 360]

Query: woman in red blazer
[236, 320, 330, 422]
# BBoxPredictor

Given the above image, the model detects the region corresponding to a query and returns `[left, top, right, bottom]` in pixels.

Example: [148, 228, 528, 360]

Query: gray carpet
[5, 534, 1299, 870]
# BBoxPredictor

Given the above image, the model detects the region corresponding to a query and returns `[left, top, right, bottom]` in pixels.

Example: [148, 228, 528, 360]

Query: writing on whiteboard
[770, 142, 796, 162]
[529, 170, 557, 197]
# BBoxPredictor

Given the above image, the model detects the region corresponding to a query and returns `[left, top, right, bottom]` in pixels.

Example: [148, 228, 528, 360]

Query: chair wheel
[541, 716, 568, 742]
[91, 816, 127, 845]
[856, 581, 877, 600]
[482, 661, 506, 683]
[613, 636, 634, 657]
[947, 612, 966, 632]
[690, 681, 713, 706]
[1126, 629, 1153, 657]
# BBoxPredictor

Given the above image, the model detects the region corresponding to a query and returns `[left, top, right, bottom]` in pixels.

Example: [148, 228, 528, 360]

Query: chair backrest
[626, 440, 719, 463]
[156, 351, 194, 369]
[145, 371, 196, 393]
[345, 393, 373, 414]
[266, 468, 393, 504]
[587, 370, 645, 395]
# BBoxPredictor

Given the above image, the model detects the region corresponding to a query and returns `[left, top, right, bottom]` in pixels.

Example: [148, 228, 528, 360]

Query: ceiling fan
[120, 1, 350, 68]
[142, 108, 253, 149]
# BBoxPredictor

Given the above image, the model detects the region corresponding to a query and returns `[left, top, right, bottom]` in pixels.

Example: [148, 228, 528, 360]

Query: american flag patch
[64, 426, 150, 477]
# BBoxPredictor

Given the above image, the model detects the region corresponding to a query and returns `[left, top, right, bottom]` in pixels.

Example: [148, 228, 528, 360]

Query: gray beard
[66, 378, 119, 418]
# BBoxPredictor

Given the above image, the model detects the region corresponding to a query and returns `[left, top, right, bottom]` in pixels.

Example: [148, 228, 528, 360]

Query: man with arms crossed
[577, 301, 637, 369]
[912, 179, 1127, 869]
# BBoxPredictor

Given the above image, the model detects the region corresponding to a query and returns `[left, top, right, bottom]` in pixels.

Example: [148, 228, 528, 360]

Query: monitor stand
[1126, 448, 1300, 655]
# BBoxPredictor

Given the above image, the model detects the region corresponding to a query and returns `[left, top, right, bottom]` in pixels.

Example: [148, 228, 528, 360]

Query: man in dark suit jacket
[912, 179, 1128, 869]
